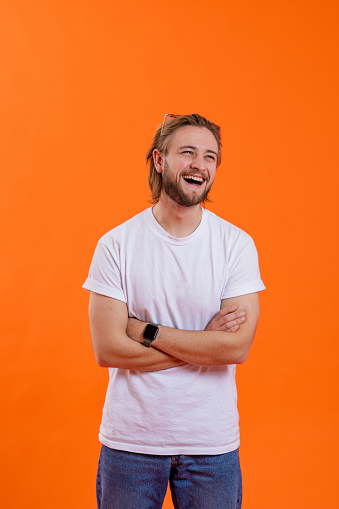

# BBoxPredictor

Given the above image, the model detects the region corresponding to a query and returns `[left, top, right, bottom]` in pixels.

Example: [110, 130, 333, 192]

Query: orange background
[1, 1, 338, 508]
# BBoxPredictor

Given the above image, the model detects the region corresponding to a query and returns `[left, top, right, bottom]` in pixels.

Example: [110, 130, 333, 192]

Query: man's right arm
[88, 292, 186, 371]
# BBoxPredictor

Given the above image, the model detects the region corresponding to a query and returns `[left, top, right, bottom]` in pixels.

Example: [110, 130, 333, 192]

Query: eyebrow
[178, 145, 218, 157]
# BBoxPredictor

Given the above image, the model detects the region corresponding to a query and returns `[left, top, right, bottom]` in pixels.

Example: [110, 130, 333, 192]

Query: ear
[153, 149, 164, 174]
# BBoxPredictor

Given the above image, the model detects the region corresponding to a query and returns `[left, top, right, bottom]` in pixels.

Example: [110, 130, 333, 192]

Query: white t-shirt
[83, 207, 265, 455]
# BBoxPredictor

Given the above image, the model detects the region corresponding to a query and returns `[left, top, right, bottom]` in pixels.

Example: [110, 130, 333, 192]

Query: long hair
[146, 113, 222, 203]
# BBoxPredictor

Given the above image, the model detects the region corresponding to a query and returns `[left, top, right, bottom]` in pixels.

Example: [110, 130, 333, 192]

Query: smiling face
[155, 126, 218, 208]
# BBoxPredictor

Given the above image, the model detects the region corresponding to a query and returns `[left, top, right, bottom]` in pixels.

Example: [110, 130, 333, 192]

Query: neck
[152, 194, 203, 238]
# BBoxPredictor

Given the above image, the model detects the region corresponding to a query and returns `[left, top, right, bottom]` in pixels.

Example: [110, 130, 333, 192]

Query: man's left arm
[127, 292, 260, 366]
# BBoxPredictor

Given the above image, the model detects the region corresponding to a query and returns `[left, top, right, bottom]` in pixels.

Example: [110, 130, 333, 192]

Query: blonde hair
[146, 113, 222, 203]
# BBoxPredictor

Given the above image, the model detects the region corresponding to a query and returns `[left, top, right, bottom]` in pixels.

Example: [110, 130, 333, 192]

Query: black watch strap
[142, 323, 159, 347]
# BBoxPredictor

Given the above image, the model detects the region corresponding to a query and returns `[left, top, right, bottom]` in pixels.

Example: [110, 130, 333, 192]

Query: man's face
[159, 126, 218, 207]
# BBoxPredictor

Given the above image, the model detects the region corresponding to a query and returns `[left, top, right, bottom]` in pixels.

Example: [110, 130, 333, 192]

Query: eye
[182, 150, 194, 155]
[206, 155, 216, 161]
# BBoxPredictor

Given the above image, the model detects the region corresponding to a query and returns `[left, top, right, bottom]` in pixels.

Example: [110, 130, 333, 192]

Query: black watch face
[144, 324, 158, 340]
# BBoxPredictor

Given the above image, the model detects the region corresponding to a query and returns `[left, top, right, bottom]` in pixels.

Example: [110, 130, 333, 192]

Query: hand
[205, 306, 246, 332]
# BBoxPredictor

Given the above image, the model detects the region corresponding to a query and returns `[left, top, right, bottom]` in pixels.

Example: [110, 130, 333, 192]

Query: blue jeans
[96, 445, 242, 509]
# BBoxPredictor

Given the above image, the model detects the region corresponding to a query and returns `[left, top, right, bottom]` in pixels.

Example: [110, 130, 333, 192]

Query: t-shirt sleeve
[221, 232, 265, 299]
[82, 240, 126, 302]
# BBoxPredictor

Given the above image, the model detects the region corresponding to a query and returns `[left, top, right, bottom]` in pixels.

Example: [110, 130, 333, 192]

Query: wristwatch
[142, 323, 159, 347]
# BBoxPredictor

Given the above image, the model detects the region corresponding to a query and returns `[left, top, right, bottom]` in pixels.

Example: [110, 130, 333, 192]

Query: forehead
[167, 125, 218, 153]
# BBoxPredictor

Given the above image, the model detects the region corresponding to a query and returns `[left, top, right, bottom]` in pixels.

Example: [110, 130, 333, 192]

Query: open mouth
[182, 174, 205, 186]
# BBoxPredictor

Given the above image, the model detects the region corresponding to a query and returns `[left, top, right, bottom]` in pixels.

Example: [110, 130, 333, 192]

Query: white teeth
[183, 175, 204, 182]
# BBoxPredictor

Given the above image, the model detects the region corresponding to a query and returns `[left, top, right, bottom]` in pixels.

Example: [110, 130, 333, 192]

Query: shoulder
[98, 208, 149, 249]
[204, 209, 254, 247]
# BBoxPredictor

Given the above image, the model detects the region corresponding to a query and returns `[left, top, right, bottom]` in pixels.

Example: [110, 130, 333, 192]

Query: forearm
[92, 330, 187, 371]
[127, 319, 254, 366]
[156, 327, 247, 365]
[88, 293, 186, 371]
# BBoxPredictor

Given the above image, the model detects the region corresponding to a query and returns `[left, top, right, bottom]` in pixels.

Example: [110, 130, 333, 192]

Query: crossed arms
[88, 291, 260, 371]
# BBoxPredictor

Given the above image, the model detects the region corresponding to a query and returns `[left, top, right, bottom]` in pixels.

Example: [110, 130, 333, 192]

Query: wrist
[142, 323, 159, 347]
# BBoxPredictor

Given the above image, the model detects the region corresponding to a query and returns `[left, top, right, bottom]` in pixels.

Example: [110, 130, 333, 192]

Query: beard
[162, 161, 213, 207]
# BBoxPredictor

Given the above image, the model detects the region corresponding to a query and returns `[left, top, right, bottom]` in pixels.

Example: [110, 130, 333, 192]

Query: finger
[225, 320, 238, 330]
[225, 312, 239, 323]
[228, 324, 240, 332]
[225, 317, 246, 330]
[218, 305, 238, 317]
[218, 311, 246, 325]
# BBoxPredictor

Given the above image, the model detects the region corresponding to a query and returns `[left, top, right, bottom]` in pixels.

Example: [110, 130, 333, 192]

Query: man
[83, 113, 265, 509]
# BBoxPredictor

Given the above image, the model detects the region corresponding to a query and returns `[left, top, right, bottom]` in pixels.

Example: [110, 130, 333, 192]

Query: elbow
[234, 338, 254, 364]
[96, 357, 110, 368]
[93, 343, 135, 369]
[235, 349, 249, 365]
[94, 350, 110, 368]
[92, 343, 115, 368]
[222, 350, 249, 365]
[91, 334, 121, 368]
[221, 339, 252, 365]
[210, 348, 249, 366]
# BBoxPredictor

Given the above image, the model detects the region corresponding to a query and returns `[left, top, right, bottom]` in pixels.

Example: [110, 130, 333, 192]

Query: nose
[190, 155, 206, 171]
